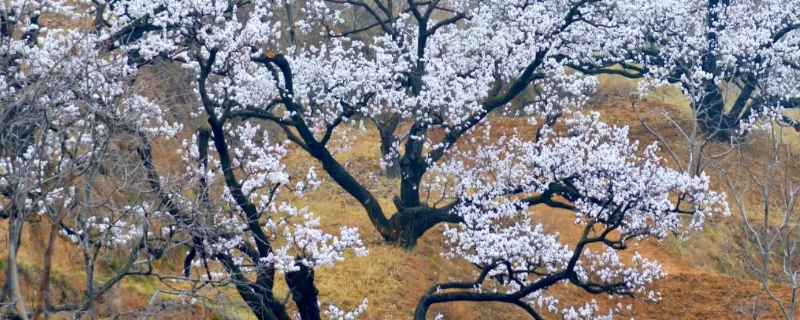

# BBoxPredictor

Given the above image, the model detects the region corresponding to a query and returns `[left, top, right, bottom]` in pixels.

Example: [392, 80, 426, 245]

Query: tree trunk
[386, 204, 463, 249]
[392, 219, 430, 249]
[5, 212, 29, 320]
[376, 116, 402, 179]
[284, 260, 321, 320]
[216, 254, 291, 320]
[245, 298, 290, 320]
[695, 105, 735, 141]
[398, 125, 426, 208]
[693, 90, 742, 142]
[32, 222, 59, 320]
[309, 115, 463, 248]
[694, 0, 737, 142]
[379, 136, 401, 179]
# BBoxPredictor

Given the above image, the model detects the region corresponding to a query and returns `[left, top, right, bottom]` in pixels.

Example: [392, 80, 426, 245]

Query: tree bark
[5, 209, 29, 320]
[285, 260, 321, 320]
[32, 222, 59, 320]
[694, 0, 736, 141]
[376, 116, 402, 179]
[379, 138, 402, 179]
[217, 255, 291, 320]
[386, 203, 463, 248]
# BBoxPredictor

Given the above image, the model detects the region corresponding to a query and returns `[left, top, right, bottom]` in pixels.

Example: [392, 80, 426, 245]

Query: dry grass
[268, 93, 800, 319]
[5, 73, 800, 319]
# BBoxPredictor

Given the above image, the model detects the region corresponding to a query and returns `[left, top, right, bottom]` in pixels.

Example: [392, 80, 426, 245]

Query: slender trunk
[6, 212, 29, 320]
[31, 223, 59, 320]
[282, 0, 296, 46]
[238, 288, 288, 320]
[790, 287, 796, 320]
[80, 238, 94, 320]
[6, 247, 28, 320]
[200, 127, 289, 320]
[78, 201, 95, 320]
[218, 255, 290, 320]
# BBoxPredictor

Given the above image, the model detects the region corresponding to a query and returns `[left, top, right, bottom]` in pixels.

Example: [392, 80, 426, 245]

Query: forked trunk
[385, 204, 463, 249]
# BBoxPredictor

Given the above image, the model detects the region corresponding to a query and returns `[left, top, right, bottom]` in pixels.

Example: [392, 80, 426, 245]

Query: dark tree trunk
[694, 83, 736, 141]
[379, 138, 402, 179]
[249, 299, 290, 320]
[390, 216, 437, 248]
[386, 203, 463, 248]
[376, 116, 402, 179]
[32, 222, 59, 320]
[217, 254, 291, 320]
[693, 0, 737, 142]
[285, 260, 321, 320]
[203, 121, 289, 320]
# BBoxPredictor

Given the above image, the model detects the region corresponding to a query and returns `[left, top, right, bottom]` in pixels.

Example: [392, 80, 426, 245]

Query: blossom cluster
[429, 112, 729, 315]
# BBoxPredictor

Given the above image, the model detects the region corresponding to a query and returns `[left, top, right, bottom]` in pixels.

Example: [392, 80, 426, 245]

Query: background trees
[0, 1, 187, 317]
[2, 0, 372, 318]
[577, 0, 800, 140]
[712, 106, 800, 320]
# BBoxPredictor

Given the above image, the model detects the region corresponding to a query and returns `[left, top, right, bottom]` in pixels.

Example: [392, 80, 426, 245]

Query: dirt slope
[4, 100, 797, 319]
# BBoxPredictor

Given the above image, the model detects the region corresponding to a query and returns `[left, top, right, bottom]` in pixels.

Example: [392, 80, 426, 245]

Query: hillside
[3, 94, 798, 319]
[5, 0, 800, 318]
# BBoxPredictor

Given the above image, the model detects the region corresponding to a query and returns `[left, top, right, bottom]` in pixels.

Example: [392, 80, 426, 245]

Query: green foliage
[663, 234, 690, 257]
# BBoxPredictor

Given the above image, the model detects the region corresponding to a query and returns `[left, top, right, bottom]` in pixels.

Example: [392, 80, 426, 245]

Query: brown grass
[272, 96, 800, 319]
[5, 73, 800, 319]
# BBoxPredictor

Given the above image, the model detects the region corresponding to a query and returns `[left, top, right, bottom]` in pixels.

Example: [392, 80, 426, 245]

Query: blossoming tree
[415, 112, 728, 318]
[104, 0, 621, 248]
[1, 0, 368, 319]
[0, 0, 186, 317]
[0, 0, 749, 318]
[575, 0, 800, 140]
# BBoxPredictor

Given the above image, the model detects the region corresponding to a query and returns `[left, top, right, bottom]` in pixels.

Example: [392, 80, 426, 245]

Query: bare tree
[713, 108, 800, 320]
[0, 2, 188, 318]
